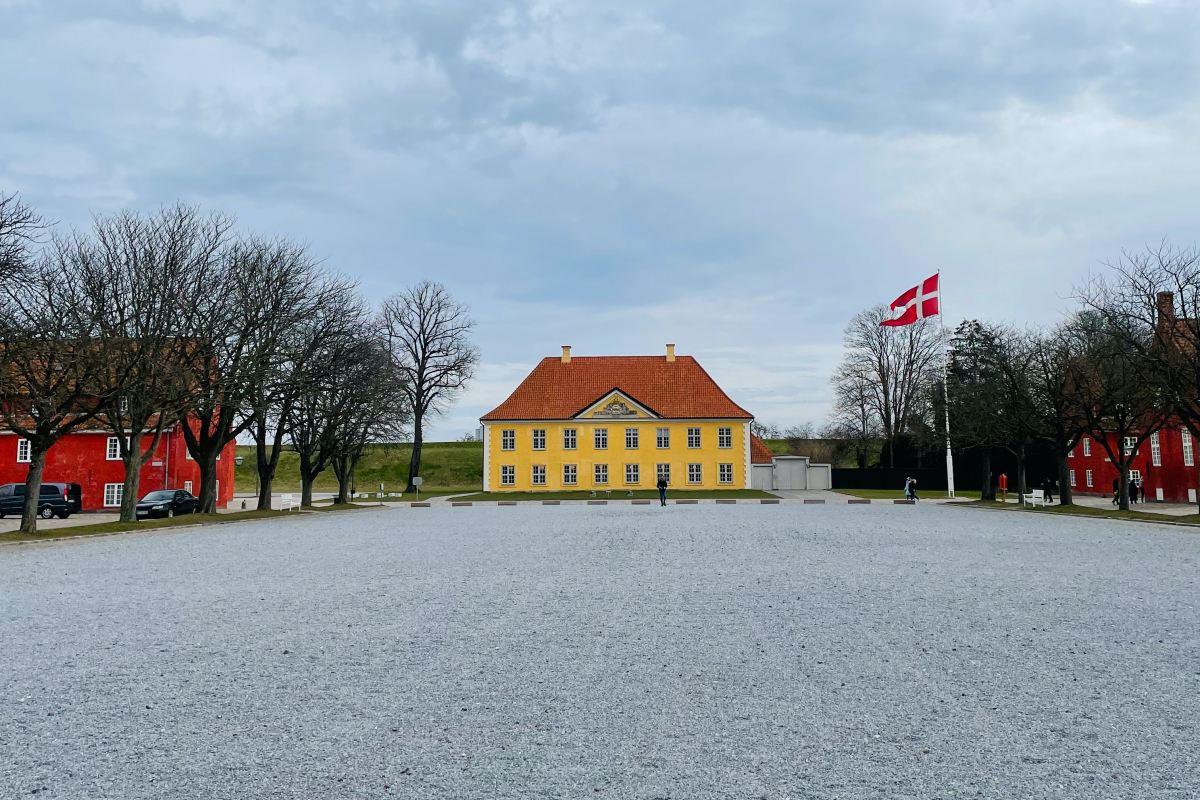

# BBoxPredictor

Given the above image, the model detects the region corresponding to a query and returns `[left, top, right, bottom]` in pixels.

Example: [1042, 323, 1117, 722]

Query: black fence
[832, 468, 950, 491]
[833, 447, 1060, 493]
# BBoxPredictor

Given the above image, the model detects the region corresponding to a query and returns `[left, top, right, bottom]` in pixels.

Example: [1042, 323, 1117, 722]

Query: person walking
[998, 472, 1008, 502]
[656, 474, 668, 507]
[907, 477, 920, 502]
[1112, 477, 1120, 506]
[1043, 477, 1055, 504]
[1130, 478, 1139, 505]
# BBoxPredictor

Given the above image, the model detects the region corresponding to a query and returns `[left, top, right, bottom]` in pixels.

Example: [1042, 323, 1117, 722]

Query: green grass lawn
[450, 489, 776, 502]
[235, 441, 483, 495]
[972, 500, 1200, 527]
[0, 509, 293, 544]
[838, 488, 982, 501]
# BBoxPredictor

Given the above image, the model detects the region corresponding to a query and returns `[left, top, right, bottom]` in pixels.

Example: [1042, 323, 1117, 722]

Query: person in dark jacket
[1042, 477, 1055, 504]
[1112, 477, 1120, 506]
[656, 474, 668, 506]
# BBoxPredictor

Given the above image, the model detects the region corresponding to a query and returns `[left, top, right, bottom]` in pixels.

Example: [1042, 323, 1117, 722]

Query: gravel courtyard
[2, 505, 1198, 799]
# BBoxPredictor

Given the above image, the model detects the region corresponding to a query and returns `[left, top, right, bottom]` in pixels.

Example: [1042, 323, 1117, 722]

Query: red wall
[0, 426, 235, 512]
[1067, 426, 1198, 503]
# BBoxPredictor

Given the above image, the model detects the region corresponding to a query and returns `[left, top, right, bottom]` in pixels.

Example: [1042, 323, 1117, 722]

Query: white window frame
[625, 427, 639, 449]
[562, 464, 577, 486]
[16, 438, 31, 463]
[1129, 469, 1142, 483]
[563, 428, 577, 450]
[532, 429, 546, 451]
[1082, 437, 1091, 457]
[687, 463, 702, 484]
[1085, 469, 1093, 488]
[1122, 436, 1137, 456]
[531, 465, 546, 486]
[184, 480, 193, 495]
[1151, 432, 1161, 467]
[106, 436, 121, 461]
[687, 427, 701, 449]
[1184, 428, 1195, 467]
[594, 463, 608, 485]
[717, 427, 732, 449]
[656, 463, 670, 483]
[594, 428, 608, 450]
[656, 427, 670, 449]
[500, 465, 515, 486]
[718, 463, 733, 484]
[624, 463, 639, 485]
[1069, 469, 1076, 487]
[501, 429, 516, 451]
[103, 483, 123, 508]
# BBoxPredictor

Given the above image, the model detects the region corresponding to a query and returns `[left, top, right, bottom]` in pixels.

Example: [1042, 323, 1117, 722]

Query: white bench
[1020, 488, 1046, 507]
[279, 493, 300, 511]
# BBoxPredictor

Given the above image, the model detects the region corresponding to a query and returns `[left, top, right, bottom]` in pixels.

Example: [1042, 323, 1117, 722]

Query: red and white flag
[880, 273, 940, 327]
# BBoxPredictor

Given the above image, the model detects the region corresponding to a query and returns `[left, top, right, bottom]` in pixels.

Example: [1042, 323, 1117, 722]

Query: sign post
[413, 476, 424, 501]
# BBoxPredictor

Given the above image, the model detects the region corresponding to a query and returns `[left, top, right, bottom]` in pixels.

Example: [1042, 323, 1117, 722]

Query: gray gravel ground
[2, 504, 1198, 799]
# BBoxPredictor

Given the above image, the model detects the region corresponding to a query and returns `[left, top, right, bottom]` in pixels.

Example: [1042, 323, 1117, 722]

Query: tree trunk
[198, 452, 219, 514]
[298, 451, 315, 507]
[1117, 467, 1129, 512]
[887, 436, 895, 469]
[19, 449, 48, 534]
[1057, 452, 1073, 506]
[119, 444, 147, 523]
[406, 414, 424, 493]
[979, 449, 994, 501]
[1016, 445, 1027, 498]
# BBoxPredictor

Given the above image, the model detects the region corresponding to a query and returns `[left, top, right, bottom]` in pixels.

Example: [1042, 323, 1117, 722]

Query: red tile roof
[481, 355, 753, 421]
[750, 434, 775, 464]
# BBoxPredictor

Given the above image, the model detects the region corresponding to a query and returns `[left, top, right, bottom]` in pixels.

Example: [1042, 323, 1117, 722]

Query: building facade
[480, 345, 755, 492]
[1066, 427, 1198, 503]
[0, 424, 236, 512]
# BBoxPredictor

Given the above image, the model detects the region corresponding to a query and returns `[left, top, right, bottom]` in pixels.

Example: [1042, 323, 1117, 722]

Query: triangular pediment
[574, 389, 659, 420]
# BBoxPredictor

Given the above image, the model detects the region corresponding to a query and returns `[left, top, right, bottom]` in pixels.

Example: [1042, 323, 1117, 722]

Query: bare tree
[380, 282, 478, 493]
[0, 191, 47, 271]
[1025, 325, 1088, 506]
[828, 358, 881, 468]
[750, 421, 782, 440]
[841, 306, 946, 467]
[328, 342, 409, 503]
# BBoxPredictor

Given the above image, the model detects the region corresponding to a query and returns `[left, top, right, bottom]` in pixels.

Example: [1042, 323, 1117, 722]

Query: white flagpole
[938, 270, 955, 498]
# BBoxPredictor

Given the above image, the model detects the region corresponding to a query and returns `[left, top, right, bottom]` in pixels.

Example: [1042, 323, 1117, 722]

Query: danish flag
[880, 273, 940, 327]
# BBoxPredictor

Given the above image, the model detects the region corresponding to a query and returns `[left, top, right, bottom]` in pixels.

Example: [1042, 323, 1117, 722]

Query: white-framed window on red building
[1123, 436, 1137, 456]
[1082, 437, 1091, 457]
[1183, 428, 1195, 467]
[106, 436, 121, 461]
[1150, 432, 1162, 467]
[16, 439, 31, 463]
[184, 480, 193, 494]
[1069, 469, 1076, 487]
[1085, 469, 1093, 488]
[103, 483, 123, 507]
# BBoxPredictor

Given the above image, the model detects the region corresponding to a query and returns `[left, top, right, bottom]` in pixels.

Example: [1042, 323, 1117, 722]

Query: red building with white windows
[0, 423, 235, 512]
[1066, 427, 1198, 504]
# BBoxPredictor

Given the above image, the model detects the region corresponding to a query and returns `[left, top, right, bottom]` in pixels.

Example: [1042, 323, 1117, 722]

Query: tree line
[0, 192, 477, 533]
[829, 244, 1200, 512]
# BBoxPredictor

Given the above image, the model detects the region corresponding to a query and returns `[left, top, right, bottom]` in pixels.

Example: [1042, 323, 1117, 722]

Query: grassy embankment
[234, 441, 483, 497]
[0, 509, 293, 545]
[451, 489, 776, 502]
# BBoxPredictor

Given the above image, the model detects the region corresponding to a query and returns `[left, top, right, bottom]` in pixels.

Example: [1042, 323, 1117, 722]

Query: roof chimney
[1157, 292, 1176, 328]
[561, 345, 571, 364]
[665, 343, 676, 362]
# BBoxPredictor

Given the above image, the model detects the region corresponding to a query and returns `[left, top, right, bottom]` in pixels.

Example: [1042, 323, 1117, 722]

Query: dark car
[0, 482, 82, 519]
[136, 489, 200, 519]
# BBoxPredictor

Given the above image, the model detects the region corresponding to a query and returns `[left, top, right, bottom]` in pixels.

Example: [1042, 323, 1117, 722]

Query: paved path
[2, 504, 1197, 798]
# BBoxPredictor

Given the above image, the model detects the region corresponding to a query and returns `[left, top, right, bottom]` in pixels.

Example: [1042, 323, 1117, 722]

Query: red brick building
[1067, 427, 1198, 504]
[0, 424, 235, 512]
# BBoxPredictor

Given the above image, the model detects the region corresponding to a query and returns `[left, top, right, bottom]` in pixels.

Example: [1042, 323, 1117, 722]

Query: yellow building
[480, 344, 757, 492]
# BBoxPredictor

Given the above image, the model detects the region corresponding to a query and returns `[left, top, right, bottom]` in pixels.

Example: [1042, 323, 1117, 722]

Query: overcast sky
[3, 0, 1198, 438]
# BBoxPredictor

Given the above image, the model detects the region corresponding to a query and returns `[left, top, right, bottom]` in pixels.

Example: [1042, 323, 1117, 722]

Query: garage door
[773, 458, 807, 491]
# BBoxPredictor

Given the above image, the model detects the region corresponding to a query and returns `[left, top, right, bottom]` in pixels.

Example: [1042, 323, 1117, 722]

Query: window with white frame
[532, 429, 546, 450]
[687, 463, 702, 483]
[500, 465, 515, 486]
[106, 436, 121, 460]
[531, 465, 546, 485]
[1085, 469, 1093, 488]
[103, 483, 123, 507]
[1123, 436, 1137, 456]
[718, 463, 733, 483]
[594, 428, 608, 450]
[625, 463, 639, 484]
[563, 428, 577, 450]
[562, 464, 577, 485]
[1069, 469, 1076, 487]
[1183, 428, 1195, 467]
[687, 427, 701, 448]
[1068, 446, 1074, 458]
[1129, 469, 1142, 483]
[1082, 437, 1091, 457]
[1151, 432, 1162, 466]
[501, 430, 515, 451]
[16, 439, 31, 463]
[656, 427, 670, 448]
[656, 463, 670, 483]
[594, 463, 608, 485]
[625, 427, 639, 449]
[718, 427, 732, 448]
[184, 480, 193, 494]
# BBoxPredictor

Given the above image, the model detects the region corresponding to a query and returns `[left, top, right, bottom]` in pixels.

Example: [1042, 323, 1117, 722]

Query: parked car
[0, 482, 82, 519]
[136, 489, 200, 519]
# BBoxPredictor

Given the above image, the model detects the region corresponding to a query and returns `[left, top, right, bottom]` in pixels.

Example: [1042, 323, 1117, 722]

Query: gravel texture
[2, 504, 1198, 799]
